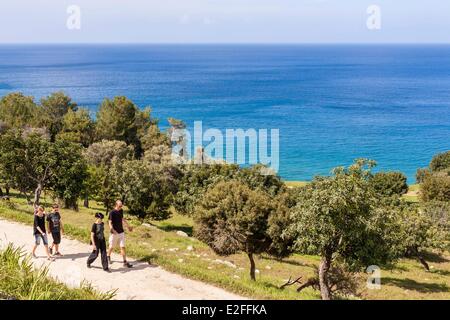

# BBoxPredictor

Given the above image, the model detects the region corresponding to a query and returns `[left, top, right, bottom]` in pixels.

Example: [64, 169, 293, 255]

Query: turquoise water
[0, 44, 449, 182]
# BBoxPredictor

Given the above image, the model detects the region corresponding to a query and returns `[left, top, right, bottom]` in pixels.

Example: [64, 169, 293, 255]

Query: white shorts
[109, 232, 126, 248]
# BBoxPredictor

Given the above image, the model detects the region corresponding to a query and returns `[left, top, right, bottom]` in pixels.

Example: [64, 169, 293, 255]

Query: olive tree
[285, 159, 400, 300]
[400, 201, 450, 271]
[194, 180, 277, 281]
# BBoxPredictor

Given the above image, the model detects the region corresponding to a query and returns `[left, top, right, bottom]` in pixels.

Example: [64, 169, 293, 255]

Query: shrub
[0, 244, 114, 300]
[194, 180, 276, 281]
[420, 171, 450, 202]
[370, 171, 408, 197]
[430, 151, 450, 172]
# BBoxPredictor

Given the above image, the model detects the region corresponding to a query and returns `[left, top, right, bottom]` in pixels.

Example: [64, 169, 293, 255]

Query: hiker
[47, 204, 64, 256]
[87, 212, 110, 272]
[32, 206, 54, 261]
[107, 200, 133, 268]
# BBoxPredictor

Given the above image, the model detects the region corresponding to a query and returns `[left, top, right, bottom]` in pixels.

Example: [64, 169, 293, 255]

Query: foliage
[37, 92, 77, 141]
[0, 92, 38, 128]
[57, 108, 95, 147]
[430, 151, 450, 172]
[0, 244, 114, 300]
[398, 202, 450, 270]
[194, 180, 277, 280]
[174, 163, 240, 215]
[49, 138, 88, 210]
[96, 97, 152, 157]
[285, 159, 400, 299]
[370, 171, 408, 197]
[420, 171, 450, 202]
[112, 155, 181, 220]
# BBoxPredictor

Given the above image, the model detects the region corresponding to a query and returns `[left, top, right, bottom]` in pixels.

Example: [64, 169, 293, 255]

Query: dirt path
[0, 218, 244, 300]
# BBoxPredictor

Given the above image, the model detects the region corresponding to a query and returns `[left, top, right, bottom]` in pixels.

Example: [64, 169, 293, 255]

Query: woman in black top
[31, 206, 54, 261]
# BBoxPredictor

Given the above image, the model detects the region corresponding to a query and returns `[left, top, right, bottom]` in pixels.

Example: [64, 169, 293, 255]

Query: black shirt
[33, 214, 46, 235]
[91, 222, 105, 241]
[108, 209, 124, 234]
[46, 212, 61, 233]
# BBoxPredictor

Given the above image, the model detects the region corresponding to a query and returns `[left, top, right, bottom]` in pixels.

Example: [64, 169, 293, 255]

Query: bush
[370, 171, 408, 197]
[430, 151, 450, 172]
[420, 172, 450, 202]
[0, 244, 114, 300]
[194, 180, 276, 281]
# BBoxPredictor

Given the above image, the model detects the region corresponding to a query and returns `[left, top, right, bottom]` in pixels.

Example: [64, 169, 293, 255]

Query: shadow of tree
[383, 277, 449, 293]
[157, 224, 193, 236]
[422, 251, 449, 263]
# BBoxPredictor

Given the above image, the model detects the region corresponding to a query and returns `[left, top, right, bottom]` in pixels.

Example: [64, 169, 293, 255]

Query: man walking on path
[107, 200, 133, 268]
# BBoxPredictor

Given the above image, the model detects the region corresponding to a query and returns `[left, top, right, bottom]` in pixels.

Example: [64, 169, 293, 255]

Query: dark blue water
[1, 44, 449, 182]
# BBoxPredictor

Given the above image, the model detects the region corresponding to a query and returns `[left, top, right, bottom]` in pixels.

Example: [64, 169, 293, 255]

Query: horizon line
[0, 42, 449, 46]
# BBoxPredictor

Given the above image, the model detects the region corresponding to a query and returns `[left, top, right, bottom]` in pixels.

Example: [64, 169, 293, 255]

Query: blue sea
[0, 44, 449, 182]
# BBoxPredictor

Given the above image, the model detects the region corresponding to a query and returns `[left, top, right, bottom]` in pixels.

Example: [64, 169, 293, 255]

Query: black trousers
[87, 238, 108, 270]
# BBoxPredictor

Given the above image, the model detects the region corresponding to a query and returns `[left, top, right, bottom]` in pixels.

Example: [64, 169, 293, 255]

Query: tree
[430, 151, 450, 172]
[0, 93, 37, 128]
[96, 97, 152, 157]
[37, 92, 77, 141]
[285, 159, 400, 300]
[174, 163, 240, 216]
[50, 139, 88, 210]
[111, 154, 181, 220]
[57, 108, 95, 147]
[0, 131, 88, 207]
[399, 202, 449, 270]
[84, 140, 134, 211]
[194, 180, 276, 280]
[420, 171, 450, 202]
[370, 171, 408, 197]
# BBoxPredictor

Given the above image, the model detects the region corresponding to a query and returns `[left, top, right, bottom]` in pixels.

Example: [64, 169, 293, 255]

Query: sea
[1, 44, 449, 182]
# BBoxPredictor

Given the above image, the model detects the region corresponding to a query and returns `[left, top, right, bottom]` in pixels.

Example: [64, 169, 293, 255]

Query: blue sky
[0, 0, 449, 43]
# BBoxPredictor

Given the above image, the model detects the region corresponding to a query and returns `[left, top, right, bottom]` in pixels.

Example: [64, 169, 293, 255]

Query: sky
[0, 0, 449, 44]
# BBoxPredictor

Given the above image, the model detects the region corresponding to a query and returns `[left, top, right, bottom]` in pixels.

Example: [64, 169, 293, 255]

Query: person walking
[87, 212, 110, 272]
[47, 204, 64, 256]
[32, 206, 54, 261]
[107, 200, 133, 268]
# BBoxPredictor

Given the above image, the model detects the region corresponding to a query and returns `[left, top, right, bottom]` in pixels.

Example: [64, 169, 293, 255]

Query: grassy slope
[0, 189, 449, 300]
[0, 244, 113, 300]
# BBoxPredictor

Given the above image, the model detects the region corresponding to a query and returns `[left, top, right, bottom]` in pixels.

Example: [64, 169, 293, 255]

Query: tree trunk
[414, 246, 430, 271]
[83, 194, 89, 208]
[318, 252, 332, 300]
[5, 185, 9, 196]
[34, 184, 42, 206]
[0, 187, 3, 197]
[248, 253, 256, 281]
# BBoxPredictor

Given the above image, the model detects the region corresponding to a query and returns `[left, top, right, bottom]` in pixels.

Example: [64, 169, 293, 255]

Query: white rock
[178, 259, 184, 263]
[187, 245, 194, 251]
[233, 275, 240, 279]
[213, 259, 237, 269]
[176, 230, 189, 237]
[255, 269, 260, 274]
[168, 247, 179, 252]
[265, 265, 272, 270]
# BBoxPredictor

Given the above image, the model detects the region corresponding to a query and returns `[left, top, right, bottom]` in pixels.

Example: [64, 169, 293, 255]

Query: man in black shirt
[107, 200, 133, 268]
